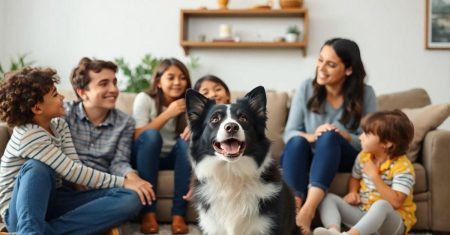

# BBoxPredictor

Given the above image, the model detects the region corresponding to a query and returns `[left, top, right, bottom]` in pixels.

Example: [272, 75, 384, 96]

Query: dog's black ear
[185, 89, 215, 128]
[244, 86, 267, 120]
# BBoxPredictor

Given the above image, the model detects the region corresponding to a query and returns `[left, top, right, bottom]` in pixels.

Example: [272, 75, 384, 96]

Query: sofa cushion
[377, 88, 431, 111]
[402, 103, 450, 162]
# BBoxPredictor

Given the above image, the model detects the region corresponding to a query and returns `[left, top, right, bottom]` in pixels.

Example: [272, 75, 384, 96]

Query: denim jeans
[280, 131, 359, 200]
[132, 129, 191, 216]
[4, 159, 141, 235]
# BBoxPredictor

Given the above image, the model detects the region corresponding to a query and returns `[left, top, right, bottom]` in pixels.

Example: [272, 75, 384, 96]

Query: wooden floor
[120, 222, 434, 235]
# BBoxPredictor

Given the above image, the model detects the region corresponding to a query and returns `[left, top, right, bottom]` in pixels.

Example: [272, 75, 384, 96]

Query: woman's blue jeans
[280, 131, 359, 200]
[4, 159, 141, 235]
[132, 129, 191, 216]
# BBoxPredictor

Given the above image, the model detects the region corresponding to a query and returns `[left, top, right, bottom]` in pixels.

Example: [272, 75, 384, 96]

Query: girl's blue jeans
[280, 131, 359, 200]
[4, 159, 141, 235]
[132, 129, 191, 216]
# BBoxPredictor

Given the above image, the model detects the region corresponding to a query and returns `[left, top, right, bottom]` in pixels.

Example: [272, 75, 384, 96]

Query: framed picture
[425, 0, 450, 49]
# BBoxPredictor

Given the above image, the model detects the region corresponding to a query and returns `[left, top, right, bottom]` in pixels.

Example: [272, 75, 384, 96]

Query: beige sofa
[1, 88, 449, 232]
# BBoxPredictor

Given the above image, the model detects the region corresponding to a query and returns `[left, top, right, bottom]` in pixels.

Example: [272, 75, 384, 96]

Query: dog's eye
[238, 114, 247, 123]
[210, 114, 221, 124]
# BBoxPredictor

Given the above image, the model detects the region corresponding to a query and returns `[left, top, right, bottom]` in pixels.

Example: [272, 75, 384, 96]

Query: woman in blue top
[281, 38, 377, 235]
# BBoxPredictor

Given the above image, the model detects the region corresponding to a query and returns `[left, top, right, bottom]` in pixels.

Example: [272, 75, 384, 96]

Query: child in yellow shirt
[314, 110, 416, 235]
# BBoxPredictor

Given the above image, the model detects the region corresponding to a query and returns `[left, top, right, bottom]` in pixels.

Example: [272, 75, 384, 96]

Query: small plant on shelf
[287, 25, 300, 35]
[285, 25, 301, 42]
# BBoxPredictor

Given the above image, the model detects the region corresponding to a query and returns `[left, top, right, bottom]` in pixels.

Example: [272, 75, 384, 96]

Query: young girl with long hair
[132, 58, 192, 234]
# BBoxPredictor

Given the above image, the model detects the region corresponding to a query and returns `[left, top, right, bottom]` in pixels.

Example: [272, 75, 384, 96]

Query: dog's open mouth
[213, 138, 246, 158]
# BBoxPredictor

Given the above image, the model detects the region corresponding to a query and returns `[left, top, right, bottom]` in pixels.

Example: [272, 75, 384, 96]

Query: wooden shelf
[180, 8, 309, 55]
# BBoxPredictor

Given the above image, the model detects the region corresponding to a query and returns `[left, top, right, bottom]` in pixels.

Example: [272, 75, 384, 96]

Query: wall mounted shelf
[180, 9, 309, 56]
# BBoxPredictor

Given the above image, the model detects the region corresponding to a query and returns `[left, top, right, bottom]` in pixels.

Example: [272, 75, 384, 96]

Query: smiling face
[77, 68, 119, 111]
[38, 86, 66, 119]
[316, 45, 352, 89]
[198, 80, 230, 104]
[158, 65, 188, 105]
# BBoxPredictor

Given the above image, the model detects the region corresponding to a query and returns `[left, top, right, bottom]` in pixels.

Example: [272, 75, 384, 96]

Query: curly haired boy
[0, 67, 153, 234]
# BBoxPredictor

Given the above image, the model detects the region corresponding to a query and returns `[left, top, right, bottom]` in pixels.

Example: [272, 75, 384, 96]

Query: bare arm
[343, 176, 361, 205]
[134, 99, 186, 140]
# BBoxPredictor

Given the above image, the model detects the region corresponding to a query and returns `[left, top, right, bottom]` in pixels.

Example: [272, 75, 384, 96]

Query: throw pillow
[402, 103, 450, 162]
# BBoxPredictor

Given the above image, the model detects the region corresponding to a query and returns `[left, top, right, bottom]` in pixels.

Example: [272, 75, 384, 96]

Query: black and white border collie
[186, 86, 297, 235]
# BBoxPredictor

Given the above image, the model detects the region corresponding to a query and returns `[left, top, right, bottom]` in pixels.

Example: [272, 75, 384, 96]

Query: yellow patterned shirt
[352, 152, 416, 233]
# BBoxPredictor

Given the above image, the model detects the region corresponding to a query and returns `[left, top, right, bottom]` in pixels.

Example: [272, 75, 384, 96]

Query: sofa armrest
[0, 123, 12, 156]
[422, 129, 450, 232]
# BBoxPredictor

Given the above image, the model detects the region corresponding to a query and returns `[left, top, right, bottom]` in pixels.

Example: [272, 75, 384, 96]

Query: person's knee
[316, 131, 340, 146]
[371, 199, 393, 211]
[20, 159, 54, 179]
[138, 129, 162, 145]
[176, 138, 188, 150]
[116, 188, 142, 218]
[286, 136, 309, 149]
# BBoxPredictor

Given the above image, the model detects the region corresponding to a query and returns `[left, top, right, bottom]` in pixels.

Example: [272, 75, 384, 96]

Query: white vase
[285, 33, 298, 42]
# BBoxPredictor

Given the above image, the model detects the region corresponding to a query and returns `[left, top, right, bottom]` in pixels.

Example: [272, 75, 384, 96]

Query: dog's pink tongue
[221, 141, 240, 154]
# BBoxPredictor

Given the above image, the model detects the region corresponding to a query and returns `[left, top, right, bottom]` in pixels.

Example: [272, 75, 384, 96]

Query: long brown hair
[146, 58, 192, 135]
[307, 38, 366, 130]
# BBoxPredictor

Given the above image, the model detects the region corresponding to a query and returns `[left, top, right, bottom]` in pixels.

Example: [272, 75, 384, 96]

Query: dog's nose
[224, 123, 239, 134]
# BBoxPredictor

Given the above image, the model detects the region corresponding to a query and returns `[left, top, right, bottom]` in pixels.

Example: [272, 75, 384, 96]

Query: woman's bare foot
[296, 205, 315, 235]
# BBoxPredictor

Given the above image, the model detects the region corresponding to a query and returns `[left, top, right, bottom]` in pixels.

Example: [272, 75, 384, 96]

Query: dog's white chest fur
[194, 154, 280, 235]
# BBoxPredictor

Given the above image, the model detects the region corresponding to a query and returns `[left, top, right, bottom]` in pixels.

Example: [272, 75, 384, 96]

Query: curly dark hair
[361, 110, 414, 157]
[69, 57, 117, 99]
[0, 67, 59, 126]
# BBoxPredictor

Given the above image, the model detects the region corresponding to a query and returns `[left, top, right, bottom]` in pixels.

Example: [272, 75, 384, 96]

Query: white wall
[0, 0, 6, 65]
[1, 0, 450, 128]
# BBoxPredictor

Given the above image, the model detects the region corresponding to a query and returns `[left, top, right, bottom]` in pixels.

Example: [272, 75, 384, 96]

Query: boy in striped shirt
[0, 67, 155, 234]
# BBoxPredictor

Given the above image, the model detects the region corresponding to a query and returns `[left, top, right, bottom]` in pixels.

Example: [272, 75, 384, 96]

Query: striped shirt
[0, 118, 124, 219]
[64, 101, 136, 177]
[352, 152, 416, 232]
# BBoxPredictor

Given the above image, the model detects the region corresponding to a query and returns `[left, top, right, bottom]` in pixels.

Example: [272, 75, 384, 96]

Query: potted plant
[285, 25, 301, 42]
[114, 54, 200, 93]
[0, 53, 35, 80]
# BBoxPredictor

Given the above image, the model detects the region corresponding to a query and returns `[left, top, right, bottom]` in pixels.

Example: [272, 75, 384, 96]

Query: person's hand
[299, 132, 316, 143]
[314, 123, 338, 138]
[344, 192, 361, 205]
[183, 187, 194, 201]
[123, 173, 156, 205]
[73, 183, 88, 191]
[166, 99, 186, 118]
[362, 159, 379, 180]
[180, 127, 191, 141]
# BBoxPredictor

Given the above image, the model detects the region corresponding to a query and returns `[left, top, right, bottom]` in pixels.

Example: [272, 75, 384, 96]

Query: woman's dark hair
[69, 57, 117, 99]
[146, 58, 192, 135]
[194, 74, 230, 97]
[361, 110, 414, 158]
[0, 67, 60, 126]
[307, 38, 366, 130]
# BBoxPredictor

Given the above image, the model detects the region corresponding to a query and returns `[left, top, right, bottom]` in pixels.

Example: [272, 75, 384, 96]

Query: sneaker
[313, 227, 342, 235]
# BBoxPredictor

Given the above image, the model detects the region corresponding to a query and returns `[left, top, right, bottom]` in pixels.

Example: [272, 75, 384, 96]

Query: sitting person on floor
[314, 110, 416, 235]
[0, 67, 154, 234]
